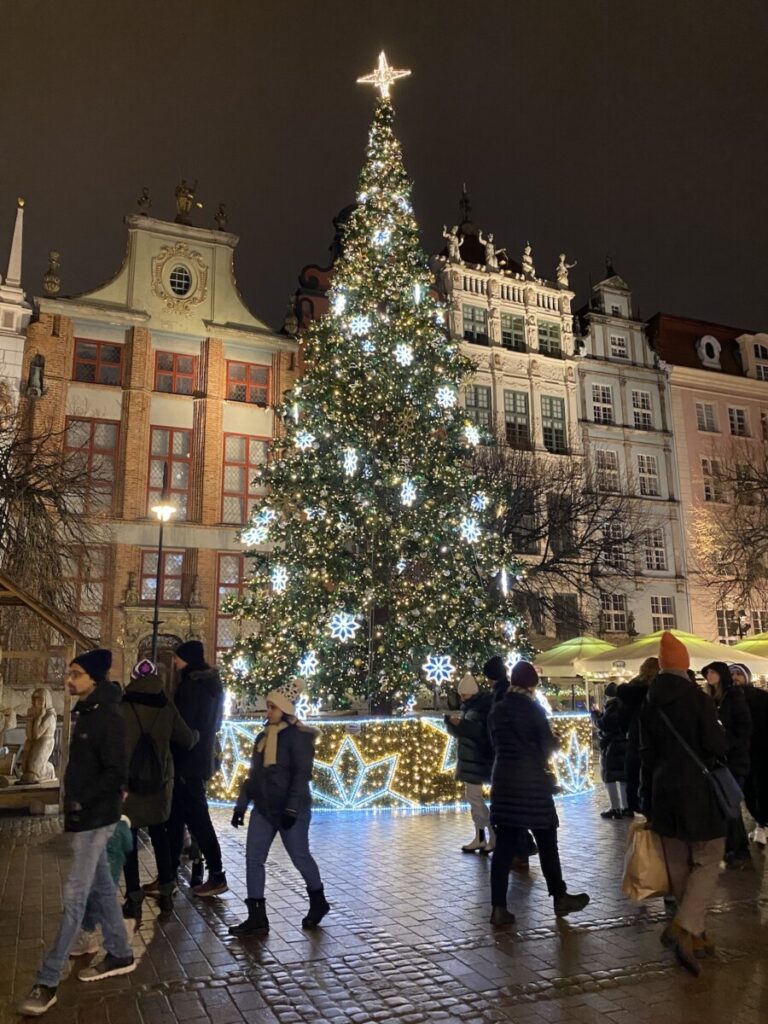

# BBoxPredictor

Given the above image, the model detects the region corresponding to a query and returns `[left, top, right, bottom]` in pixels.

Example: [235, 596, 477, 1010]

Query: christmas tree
[226, 53, 529, 710]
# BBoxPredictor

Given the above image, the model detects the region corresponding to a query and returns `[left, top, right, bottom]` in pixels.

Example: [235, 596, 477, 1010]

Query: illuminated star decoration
[400, 478, 417, 506]
[552, 729, 591, 794]
[297, 650, 319, 678]
[423, 654, 455, 685]
[394, 343, 414, 366]
[348, 314, 371, 336]
[295, 430, 315, 450]
[329, 611, 361, 642]
[312, 735, 413, 810]
[356, 50, 412, 100]
[435, 386, 457, 409]
[464, 424, 481, 446]
[471, 492, 488, 512]
[342, 447, 358, 476]
[460, 516, 481, 543]
[271, 565, 288, 593]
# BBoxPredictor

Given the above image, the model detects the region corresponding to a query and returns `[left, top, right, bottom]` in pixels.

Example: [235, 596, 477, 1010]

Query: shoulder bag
[657, 708, 743, 820]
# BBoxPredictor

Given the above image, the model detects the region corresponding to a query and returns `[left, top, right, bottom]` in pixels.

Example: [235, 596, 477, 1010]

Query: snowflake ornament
[241, 522, 269, 546]
[231, 655, 249, 676]
[436, 386, 457, 409]
[271, 565, 288, 592]
[404, 694, 417, 714]
[361, 337, 376, 354]
[297, 650, 319, 678]
[342, 447, 358, 476]
[396, 558, 407, 574]
[460, 516, 481, 543]
[394, 344, 414, 367]
[332, 293, 347, 315]
[464, 424, 481, 446]
[373, 227, 391, 247]
[348, 314, 371, 336]
[329, 611, 361, 642]
[295, 430, 315, 451]
[413, 283, 422, 304]
[423, 654, 455, 685]
[400, 478, 417, 506]
[305, 506, 327, 520]
[471, 492, 488, 512]
[505, 650, 521, 674]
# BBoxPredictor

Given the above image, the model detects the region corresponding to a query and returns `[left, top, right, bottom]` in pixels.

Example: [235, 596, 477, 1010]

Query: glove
[231, 808, 246, 828]
[280, 812, 297, 830]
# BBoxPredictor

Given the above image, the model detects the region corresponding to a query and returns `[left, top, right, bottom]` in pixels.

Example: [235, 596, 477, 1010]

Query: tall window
[226, 361, 271, 405]
[754, 343, 768, 381]
[500, 312, 525, 351]
[63, 547, 108, 640]
[73, 340, 122, 385]
[537, 320, 562, 357]
[541, 396, 566, 453]
[695, 402, 717, 432]
[216, 553, 247, 657]
[632, 390, 653, 429]
[548, 494, 575, 555]
[751, 609, 768, 633]
[508, 488, 538, 554]
[701, 457, 724, 502]
[601, 593, 627, 632]
[644, 528, 667, 571]
[465, 385, 492, 429]
[595, 449, 620, 492]
[728, 407, 749, 437]
[604, 522, 628, 571]
[592, 384, 614, 424]
[637, 454, 660, 496]
[64, 418, 119, 514]
[155, 351, 196, 395]
[554, 594, 580, 641]
[148, 427, 191, 520]
[222, 434, 269, 524]
[504, 390, 530, 448]
[610, 334, 628, 359]
[651, 595, 676, 631]
[140, 549, 184, 603]
[462, 305, 488, 344]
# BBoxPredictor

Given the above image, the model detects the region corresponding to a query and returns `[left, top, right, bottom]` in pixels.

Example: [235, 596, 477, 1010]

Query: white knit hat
[266, 679, 303, 716]
[457, 672, 479, 697]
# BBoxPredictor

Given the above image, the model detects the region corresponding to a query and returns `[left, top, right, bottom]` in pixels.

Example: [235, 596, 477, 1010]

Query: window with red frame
[148, 427, 191, 520]
[140, 549, 184, 603]
[216, 553, 244, 655]
[65, 418, 119, 514]
[63, 547, 109, 640]
[154, 351, 196, 395]
[226, 361, 270, 405]
[73, 339, 122, 385]
[222, 434, 269, 523]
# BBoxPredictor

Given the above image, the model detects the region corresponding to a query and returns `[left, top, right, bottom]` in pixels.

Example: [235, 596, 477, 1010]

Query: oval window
[169, 265, 192, 297]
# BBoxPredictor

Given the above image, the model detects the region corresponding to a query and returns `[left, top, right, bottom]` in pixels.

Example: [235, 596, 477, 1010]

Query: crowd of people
[17, 630, 768, 1014]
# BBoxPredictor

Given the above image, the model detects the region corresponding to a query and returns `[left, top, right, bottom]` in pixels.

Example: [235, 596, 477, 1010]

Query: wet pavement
[1, 793, 766, 1023]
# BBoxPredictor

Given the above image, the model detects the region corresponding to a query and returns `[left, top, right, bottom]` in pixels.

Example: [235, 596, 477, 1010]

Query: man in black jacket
[20, 649, 135, 1017]
[167, 640, 227, 897]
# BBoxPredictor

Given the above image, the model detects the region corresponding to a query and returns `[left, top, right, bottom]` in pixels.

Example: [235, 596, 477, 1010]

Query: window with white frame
[637, 454, 660, 496]
[651, 595, 676, 631]
[695, 402, 717, 432]
[592, 384, 614, 424]
[537, 320, 562, 357]
[632, 390, 653, 429]
[754, 344, 768, 381]
[504, 390, 530, 448]
[610, 334, 628, 359]
[611, 304, 622, 316]
[644, 527, 667, 571]
[701, 457, 724, 502]
[462, 305, 488, 344]
[465, 385, 492, 429]
[595, 449, 620, 492]
[728, 407, 749, 437]
[541, 395, 567, 453]
[500, 312, 525, 351]
[752, 609, 768, 634]
[603, 522, 628, 571]
[601, 593, 627, 632]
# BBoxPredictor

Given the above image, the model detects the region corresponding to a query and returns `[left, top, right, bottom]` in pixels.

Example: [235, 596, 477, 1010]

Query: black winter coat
[617, 679, 649, 765]
[173, 667, 223, 780]
[236, 723, 316, 824]
[598, 699, 628, 783]
[640, 672, 728, 842]
[488, 691, 559, 830]
[713, 685, 752, 780]
[64, 681, 127, 833]
[743, 686, 768, 778]
[445, 692, 493, 785]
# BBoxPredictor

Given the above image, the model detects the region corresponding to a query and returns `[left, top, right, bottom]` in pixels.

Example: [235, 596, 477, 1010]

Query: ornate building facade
[0, 199, 31, 408]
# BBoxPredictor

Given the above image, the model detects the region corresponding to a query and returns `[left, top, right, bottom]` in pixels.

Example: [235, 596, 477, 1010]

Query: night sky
[2, 0, 767, 331]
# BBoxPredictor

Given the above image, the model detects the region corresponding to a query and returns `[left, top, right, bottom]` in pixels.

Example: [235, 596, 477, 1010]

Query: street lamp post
[150, 464, 176, 664]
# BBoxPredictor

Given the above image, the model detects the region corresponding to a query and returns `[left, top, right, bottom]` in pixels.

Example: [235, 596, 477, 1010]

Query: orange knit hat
[658, 631, 689, 671]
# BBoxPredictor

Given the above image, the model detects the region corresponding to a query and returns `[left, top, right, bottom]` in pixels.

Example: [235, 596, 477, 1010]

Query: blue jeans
[246, 807, 322, 899]
[37, 825, 132, 987]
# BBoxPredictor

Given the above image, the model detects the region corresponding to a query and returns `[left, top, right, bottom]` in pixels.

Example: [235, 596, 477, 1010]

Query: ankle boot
[553, 891, 590, 917]
[122, 891, 144, 920]
[490, 906, 516, 928]
[157, 882, 175, 914]
[228, 898, 269, 936]
[661, 919, 702, 975]
[461, 829, 486, 853]
[302, 886, 330, 929]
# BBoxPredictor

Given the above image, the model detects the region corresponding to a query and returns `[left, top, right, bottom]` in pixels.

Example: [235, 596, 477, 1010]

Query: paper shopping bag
[621, 818, 670, 902]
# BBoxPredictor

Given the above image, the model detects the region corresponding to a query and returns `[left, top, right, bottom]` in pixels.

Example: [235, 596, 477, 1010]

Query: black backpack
[128, 705, 164, 795]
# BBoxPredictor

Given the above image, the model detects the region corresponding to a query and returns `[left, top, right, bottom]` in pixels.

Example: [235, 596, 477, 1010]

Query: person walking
[167, 640, 227, 897]
[488, 660, 590, 928]
[640, 632, 729, 976]
[19, 650, 135, 1017]
[446, 673, 494, 853]
[598, 683, 630, 819]
[617, 657, 658, 814]
[121, 659, 198, 919]
[229, 681, 329, 936]
[729, 662, 768, 847]
[702, 661, 752, 866]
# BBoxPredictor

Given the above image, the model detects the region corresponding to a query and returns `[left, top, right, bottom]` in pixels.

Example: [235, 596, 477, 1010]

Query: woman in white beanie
[446, 672, 495, 853]
[228, 680, 329, 935]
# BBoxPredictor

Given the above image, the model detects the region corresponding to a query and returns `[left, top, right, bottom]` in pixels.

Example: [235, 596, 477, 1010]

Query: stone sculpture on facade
[18, 688, 57, 784]
[442, 225, 464, 261]
[522, 241, 535, 279]
[42, 251, 61, 296]
[137, 187, 152, 215]
[26, 354, 45, 397]
[477, 230, 505, 270]
[556, 253, 577, 288]
[174, 179, 200, 226]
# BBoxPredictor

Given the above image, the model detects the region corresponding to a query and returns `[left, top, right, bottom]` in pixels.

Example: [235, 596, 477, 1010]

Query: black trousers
[725, 776, 750, 858]
[491, 826, 566, 906]
[123, 824, 175, 893]
[744, 770, 768, 826]
[167, 776, 223, 877]
[625, 754, 641, 814]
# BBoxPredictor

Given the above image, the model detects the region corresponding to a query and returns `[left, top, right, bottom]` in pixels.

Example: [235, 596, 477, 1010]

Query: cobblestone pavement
[1, 793, 767, 1023]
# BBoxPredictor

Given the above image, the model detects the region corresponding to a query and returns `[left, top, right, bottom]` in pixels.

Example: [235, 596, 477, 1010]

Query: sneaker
[69, 929, 100, 957]
[553, 892, 590, 917]
[192, 874, 228, 898]
[78, 953, 136, 983]
[18, 984, 58, 1016]
[752, 825, 767, 847]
